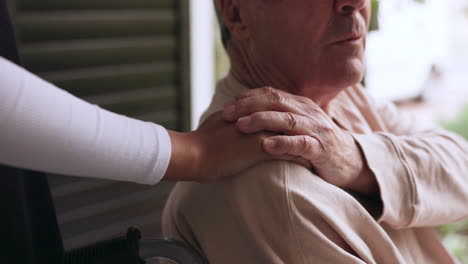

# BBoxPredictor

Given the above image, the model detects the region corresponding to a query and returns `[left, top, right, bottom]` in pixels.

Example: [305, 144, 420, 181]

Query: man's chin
[331, 60, 365, 87]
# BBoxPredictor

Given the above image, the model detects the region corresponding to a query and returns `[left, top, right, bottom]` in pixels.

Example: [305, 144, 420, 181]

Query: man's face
[242, 0, 371, 96]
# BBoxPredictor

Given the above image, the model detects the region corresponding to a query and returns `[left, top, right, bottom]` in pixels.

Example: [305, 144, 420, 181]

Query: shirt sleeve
[351, 91, 468, 228]
[0, 57, 172, 185]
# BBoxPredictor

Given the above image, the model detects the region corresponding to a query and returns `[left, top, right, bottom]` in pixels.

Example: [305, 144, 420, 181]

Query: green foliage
[370, 0, 380, 31]
[439, 105, 468, 263]
[443, 105, 468, 139]
[438, 221, 468, 263]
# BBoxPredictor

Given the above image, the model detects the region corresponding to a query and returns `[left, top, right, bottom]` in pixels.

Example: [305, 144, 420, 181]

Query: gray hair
[213, 0, 232, 47]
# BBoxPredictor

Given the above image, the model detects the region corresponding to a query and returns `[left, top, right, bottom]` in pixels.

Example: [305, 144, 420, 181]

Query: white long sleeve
[0, 57, 172, 185]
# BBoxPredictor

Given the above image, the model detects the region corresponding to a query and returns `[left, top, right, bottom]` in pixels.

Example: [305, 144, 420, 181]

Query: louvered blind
[10, 0, 189, 250]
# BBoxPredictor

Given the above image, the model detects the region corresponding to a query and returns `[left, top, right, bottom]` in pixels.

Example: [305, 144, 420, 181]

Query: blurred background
[366, 1, 468, 261]
[7, 0, 468, 262]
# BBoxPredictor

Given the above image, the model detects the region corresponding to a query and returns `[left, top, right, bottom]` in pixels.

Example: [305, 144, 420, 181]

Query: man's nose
[334, 0, 367, 15]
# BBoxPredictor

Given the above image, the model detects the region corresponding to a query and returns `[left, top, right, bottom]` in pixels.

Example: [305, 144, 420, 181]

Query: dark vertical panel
[1, 1, 63, 263]
[9, 0, 189, 250]
[175, 0, 191, 132]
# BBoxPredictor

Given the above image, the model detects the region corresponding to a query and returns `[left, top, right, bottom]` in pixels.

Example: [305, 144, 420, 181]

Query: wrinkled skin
[224, 87, 376, 195]
[218, 0, 377, 194]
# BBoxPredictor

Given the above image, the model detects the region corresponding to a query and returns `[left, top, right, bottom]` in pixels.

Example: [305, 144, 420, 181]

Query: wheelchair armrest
[140, 237, 207, 264]
[62, 227, 207, 264]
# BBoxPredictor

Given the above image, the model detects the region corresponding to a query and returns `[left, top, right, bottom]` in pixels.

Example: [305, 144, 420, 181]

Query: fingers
[236, 111, 318, 135]
[263, 135, 321, 161]
[270, 153, 313, 169]
[224, 89, 300, 122]
[233, 86, 282, 100]
[224, 87, 317, 122]
[232, 86, 313, 105]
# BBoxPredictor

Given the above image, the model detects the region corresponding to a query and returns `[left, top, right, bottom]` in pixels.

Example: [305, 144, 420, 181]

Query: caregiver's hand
[165, 111, 311, 183]
[223, 87, 378, 195]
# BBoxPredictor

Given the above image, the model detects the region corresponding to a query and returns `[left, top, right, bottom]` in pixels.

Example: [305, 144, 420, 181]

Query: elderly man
[163, 0, 468, 263]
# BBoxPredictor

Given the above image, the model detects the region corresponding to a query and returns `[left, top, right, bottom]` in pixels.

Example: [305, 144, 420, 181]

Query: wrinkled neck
[228, 42, 290, 92]
[227, 43, 339, 108]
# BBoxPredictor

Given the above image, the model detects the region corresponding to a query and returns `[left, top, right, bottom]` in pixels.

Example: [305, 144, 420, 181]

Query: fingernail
[237, 116, 251, 127]
[224, 105, 236, 119]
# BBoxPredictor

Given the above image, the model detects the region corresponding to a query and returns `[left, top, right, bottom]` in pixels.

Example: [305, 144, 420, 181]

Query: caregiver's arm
[0, 57, 280, 184]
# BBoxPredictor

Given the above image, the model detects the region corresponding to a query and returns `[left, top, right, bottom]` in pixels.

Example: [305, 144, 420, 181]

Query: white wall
[365, 0, 454, 101]
[190, 0, 216, 129]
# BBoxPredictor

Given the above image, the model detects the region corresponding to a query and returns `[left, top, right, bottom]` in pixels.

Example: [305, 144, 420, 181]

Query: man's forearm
[353, 130, 468, 228]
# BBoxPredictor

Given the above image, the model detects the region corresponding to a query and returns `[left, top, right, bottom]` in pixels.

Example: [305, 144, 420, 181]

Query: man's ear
[219, 0, 250, 40]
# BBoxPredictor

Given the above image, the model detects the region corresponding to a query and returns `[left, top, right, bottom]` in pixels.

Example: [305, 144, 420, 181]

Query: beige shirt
[163, 75, 468, 264]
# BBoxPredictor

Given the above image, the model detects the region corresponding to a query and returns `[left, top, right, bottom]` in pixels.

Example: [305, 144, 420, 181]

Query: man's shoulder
[167, 160, 293, 204]
[163, 160, 352, 219]
[162, 161, 293, 239]
[199, 75, 248, 124]
[162, 160, 373, 252]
